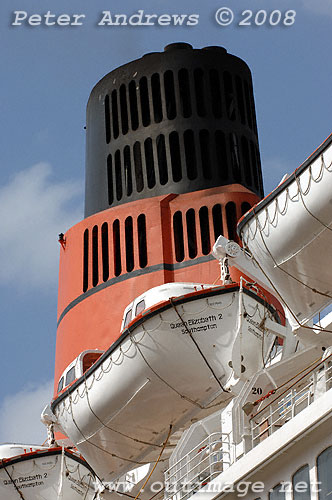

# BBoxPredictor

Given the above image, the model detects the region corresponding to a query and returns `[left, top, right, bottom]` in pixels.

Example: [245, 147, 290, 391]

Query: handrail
[250, 359, 332, 447]
[250, 352, 332, 420]
[166, 432, 226, 474]
[164, 431, 233, 500]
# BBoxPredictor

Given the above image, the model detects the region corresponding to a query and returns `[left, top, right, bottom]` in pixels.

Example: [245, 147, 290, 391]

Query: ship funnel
[85, 43, 263, 217]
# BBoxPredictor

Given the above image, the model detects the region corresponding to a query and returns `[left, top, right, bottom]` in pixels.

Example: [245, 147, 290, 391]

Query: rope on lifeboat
[169, 299, 229, 393]
[0, 460, 25, 499]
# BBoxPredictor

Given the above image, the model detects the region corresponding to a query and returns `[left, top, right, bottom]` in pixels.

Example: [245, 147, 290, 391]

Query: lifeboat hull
[0, 446, 95, 499]
[51, 285, 278, 481]
[238, 134, 332, 327]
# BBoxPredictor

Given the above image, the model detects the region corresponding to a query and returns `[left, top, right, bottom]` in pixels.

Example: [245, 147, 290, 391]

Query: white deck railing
[250, 357, 332, 448]
[164, 432, 234, 500]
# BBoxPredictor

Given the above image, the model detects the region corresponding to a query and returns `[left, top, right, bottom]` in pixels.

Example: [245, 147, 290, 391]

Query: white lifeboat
[49, 281, 280, 482]
[0, 444, 96, 499]
[238, 134, 332, 328]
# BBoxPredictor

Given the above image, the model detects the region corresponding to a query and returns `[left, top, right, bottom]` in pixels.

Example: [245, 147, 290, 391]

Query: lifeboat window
[124, 309, 132, 328]
[57, 377, 64, 393]
[135, 300, 146, 316]
[65, 367, 76, 387]
[82, 352, 103, 373]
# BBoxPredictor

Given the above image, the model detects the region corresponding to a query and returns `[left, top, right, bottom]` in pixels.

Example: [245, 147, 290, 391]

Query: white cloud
[0, 380, 53, 445]
[0, 163, 82, 291]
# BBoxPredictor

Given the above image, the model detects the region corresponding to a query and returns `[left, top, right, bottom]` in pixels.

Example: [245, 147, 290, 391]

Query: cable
[134, 425, 173, 500]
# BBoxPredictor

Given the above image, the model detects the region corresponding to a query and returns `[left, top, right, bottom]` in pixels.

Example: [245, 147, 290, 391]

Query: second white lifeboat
[238, 133, 332, 327]
[49, 281, 280, 481]
[0, 444, 96, 499]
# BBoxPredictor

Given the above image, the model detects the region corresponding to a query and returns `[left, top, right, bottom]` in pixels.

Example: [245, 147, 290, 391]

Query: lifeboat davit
[238, 134, 332, 328]
[49, 281, 280, 481]
[0, 444, 96, 499]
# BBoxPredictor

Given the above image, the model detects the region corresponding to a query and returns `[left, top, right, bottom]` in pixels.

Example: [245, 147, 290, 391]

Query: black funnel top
[85, 44, 263, 217]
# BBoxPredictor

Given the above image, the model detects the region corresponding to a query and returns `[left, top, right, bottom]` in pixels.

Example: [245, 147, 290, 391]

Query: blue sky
[0, 0, 331, 443]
